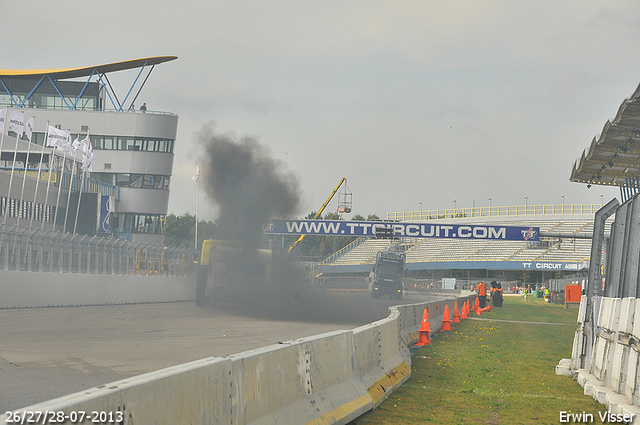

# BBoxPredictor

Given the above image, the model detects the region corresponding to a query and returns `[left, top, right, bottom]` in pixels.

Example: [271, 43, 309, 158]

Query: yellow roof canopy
[0, 56, 177, 79]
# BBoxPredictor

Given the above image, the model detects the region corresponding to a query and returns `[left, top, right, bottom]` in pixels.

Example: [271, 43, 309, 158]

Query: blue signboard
[264, 219, 539, 242]
[98, 195, 112, 234]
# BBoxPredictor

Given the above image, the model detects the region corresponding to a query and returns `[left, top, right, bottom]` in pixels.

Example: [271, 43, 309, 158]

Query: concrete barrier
[559, 296, 640, 422]
[1, 293, 475, 425]
[0, 270, 195, 308]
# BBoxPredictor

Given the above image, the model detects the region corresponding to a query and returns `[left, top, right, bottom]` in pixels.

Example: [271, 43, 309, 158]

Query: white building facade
[0, 56, 178, 245]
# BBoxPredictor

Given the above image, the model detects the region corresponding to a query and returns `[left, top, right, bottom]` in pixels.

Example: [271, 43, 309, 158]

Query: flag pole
[195, 176, 199, 250]
[63, 151, 77, 234]
[193, 165, 200, 250]
[16, 130, 32, 228]
[0, 107, 8, 191]
[0, 108, 9, 264]
[51, 127, 70, 233]
[41, 122, 54, 232]
[52, 150, 67, 232]
[4, 123, 21, 225]
[31, 119, 46, 229]
[73, 133, 90, 235]
[73, 168, 86, 234]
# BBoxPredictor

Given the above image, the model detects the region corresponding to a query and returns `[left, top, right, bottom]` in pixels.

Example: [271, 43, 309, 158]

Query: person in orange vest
[477, 281, 487, 308]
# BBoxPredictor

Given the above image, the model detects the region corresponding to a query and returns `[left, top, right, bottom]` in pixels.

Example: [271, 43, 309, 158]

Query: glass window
[117, 213, 165, 234]
[29, 134, 174, 153]
[129, 175, 143, 188]
[116, 174, 130, 187]
[94, 173, 115, 185]
[142, 175, 154, 188]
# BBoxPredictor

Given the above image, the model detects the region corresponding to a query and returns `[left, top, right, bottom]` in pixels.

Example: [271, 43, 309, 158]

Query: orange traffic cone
[453, 301, 460, 323]
[460, 302, 468, 319]
[466, 300, 471, 316]
[415, 308, 431, 346]
[479, 305, 492, 313]
[474, 297, 480, 310]
[442, 304, 452, 331]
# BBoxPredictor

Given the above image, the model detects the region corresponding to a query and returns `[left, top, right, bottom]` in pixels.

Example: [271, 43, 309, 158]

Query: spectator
[544, 286, 551, 303]
[477, 281, 487, 308]
[140, 103, 147, 113]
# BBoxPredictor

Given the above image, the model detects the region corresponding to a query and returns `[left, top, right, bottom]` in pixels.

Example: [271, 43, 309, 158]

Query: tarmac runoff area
[0, 289, 446, 412]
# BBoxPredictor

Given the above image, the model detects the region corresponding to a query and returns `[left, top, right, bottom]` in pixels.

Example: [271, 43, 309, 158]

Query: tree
[164, 213, 216, 248]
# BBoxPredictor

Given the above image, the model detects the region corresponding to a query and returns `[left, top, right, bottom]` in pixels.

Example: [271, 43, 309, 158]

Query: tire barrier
[2, 294, 474, 424]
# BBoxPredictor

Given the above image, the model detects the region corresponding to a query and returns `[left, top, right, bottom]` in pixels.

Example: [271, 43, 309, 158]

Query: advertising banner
[265, 219, 539, 242]
[98, 195, 113, 234]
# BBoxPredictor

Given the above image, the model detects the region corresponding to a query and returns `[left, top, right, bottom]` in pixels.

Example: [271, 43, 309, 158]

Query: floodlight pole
[194, 177, 199, 250]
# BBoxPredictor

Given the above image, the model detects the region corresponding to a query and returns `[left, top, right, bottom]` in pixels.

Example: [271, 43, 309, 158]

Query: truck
[367, 248, 406, 299]
[196, 239, 273, 307]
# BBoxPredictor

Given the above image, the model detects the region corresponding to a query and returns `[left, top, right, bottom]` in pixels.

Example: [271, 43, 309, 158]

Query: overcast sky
[5, 1, 640, 221]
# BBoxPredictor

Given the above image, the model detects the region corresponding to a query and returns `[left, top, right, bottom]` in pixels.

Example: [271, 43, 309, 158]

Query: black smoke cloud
[197, 123, 301, 246]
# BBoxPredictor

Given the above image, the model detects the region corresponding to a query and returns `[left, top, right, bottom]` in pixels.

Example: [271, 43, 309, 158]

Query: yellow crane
[287, 177, 351, 255]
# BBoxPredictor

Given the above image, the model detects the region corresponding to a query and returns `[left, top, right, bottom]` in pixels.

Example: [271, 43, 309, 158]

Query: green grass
[350, 296, 604, 424]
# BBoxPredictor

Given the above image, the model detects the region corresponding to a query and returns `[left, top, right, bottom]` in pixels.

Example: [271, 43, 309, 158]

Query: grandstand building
[319, 205, 605, 287]
[0, 57, 177, 244]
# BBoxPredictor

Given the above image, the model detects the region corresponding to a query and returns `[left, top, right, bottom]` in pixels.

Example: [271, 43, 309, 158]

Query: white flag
[81, 136, 93, 175]
[72, 136, 82, 152]
[9, 110, 24, 138]
[46, 125, 70, 149]
[68, 136, 80, 157]
[25, 117, 34, 142]
[192, 165, 200, 182]
[0, 109, 6, 131]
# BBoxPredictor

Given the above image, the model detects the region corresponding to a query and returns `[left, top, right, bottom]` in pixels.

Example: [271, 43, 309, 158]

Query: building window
[118, 213, 165, 234]
[93, 173, 170, 190]
[28, 134, 175, 153]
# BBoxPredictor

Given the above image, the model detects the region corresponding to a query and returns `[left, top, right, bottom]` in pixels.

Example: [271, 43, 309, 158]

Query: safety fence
[558, 194, 640, 417]
[0, 223, 196, 276]
[1, 293, 474, 425]
[387, 203, 602, 221]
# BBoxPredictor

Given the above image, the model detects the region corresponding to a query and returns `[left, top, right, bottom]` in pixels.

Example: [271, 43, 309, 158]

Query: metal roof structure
[570, 82, 640, 201]
[0, 56, 177, 112]
[0, 56, 177, 79]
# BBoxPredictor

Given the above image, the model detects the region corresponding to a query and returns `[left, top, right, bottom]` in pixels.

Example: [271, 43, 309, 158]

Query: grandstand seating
[323, 214, 604, 269]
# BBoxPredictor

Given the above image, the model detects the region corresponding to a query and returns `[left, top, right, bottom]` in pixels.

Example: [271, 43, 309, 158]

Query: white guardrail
[2, 292, 474, 425]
